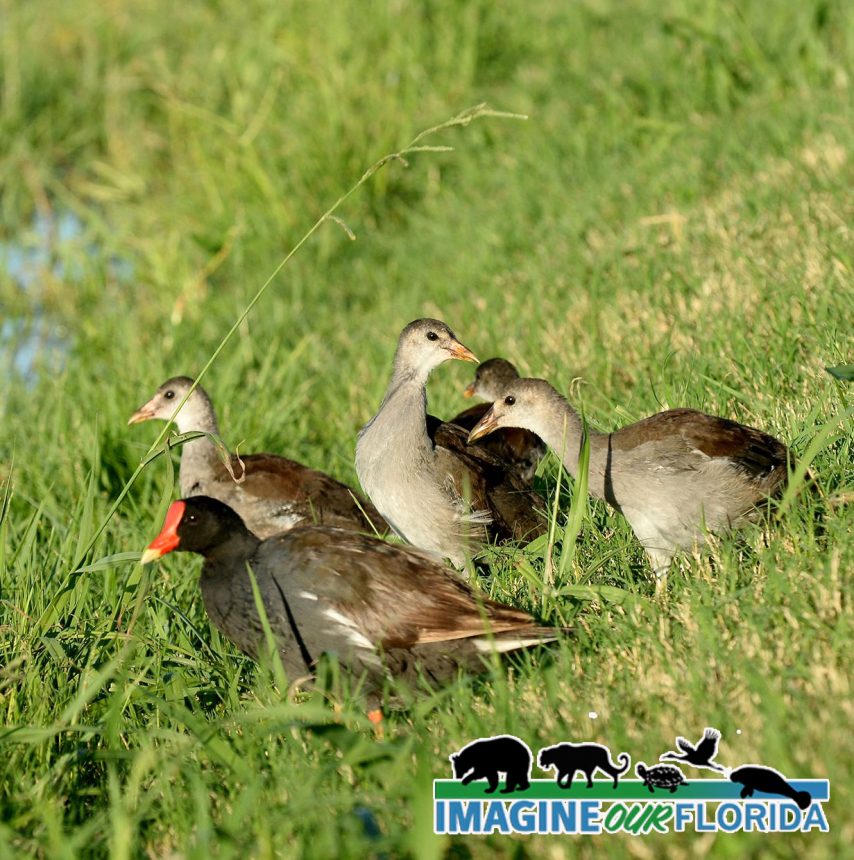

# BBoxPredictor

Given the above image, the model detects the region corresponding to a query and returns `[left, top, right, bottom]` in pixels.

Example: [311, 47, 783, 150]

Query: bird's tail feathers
[473, 626, 572, 654]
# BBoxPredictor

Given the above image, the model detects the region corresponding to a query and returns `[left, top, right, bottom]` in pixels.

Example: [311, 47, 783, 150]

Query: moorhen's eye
[186, 513, 197, 524]
[164, 390, 175, 400]
[426, 331, 439, 341]
[504, 395, 516, 406]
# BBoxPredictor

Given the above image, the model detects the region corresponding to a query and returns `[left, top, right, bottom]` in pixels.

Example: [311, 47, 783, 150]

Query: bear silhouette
[538, 743, 631, 789]
[449, 735, 533, 794]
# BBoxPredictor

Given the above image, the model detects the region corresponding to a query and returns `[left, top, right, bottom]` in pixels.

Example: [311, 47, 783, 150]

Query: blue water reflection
[1, 210, 132, 385]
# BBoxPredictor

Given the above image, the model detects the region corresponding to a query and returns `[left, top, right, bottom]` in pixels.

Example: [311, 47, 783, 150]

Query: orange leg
[367, 708, 384, 739]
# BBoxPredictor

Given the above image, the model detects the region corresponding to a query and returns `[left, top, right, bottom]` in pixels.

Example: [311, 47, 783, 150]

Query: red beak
[141, 500, 186, 564]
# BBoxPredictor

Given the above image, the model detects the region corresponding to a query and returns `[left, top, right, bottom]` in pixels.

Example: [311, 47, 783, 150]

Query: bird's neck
[375, 367, 433, 450]
[200, 532, 262, 575]
[531, 398, 610, 501]
[390, 354, 433, 390]
[173, 397, 226, 494]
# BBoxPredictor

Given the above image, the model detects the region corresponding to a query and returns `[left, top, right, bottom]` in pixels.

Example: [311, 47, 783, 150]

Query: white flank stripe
[474, 635, 557, 653]
[323, 607, 374, 651]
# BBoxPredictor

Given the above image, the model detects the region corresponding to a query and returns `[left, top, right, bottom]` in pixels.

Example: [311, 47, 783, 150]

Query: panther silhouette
[538, 742, 631, 789]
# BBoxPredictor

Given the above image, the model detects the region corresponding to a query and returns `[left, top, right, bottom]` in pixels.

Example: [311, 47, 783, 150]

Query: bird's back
[608, 409, 792, 546]
[431, 422, 547, 545]
[444, 406, 547, 483]
[199, 453, 387, 538]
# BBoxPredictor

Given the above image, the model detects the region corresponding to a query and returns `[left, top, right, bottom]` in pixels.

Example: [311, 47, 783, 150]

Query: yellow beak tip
[128, 410, 152, 426]
[139, 548, 162, 565]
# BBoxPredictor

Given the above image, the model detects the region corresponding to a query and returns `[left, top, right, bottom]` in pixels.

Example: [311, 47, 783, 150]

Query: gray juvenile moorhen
[469, 378, 793, 582]
[129, 377, 386, 539]
[355, 321, 546, 568]
[141, 496, 565, 708]
[450, 358, 546, 483]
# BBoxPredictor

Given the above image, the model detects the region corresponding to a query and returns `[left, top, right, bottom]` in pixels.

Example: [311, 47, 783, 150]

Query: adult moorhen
[355, 321, 546, 568]
[141, 496, 566, 708]
[129, 376, 386, 539]
[450, 358, 546, 483]
[469, 378, 794, 584]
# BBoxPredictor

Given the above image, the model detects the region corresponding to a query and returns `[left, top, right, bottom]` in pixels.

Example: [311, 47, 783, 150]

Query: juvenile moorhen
[141, 496, 565, 706]
[129, 376, 386, 539]
[355, 321, 546, 568]
[450, 358, 546, 483]
[469, 378, 793, 582]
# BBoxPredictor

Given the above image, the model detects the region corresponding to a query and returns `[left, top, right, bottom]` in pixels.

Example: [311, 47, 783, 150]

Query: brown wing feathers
[613, 409, 789, 485]
[285, 528, 547, 650]
[210, 453, 387, 529]
[431, 422, 546, 541]
[677, 413, 790, 486]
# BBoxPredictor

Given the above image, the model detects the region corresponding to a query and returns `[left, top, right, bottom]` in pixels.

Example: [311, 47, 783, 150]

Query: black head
[141, 496, 254, 562]
[537, 746, 558, 770]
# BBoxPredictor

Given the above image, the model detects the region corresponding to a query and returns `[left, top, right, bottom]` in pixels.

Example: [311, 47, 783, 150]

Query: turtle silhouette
[450, 735, 532, 794]
[729, 765, 812, 810]
[636, 762, 688, 794]
[660, 727, 726, 773]
[538, 743, 630, 789]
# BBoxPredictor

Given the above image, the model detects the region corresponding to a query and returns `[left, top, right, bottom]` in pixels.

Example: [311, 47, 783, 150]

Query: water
[0, 210, 132, 385]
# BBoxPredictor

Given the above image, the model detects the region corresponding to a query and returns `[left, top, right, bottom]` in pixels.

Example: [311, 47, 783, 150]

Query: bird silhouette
[660, 728, 726, 773]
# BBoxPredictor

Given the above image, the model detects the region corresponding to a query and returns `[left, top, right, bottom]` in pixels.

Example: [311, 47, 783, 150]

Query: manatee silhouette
[729, 765, 811, 810]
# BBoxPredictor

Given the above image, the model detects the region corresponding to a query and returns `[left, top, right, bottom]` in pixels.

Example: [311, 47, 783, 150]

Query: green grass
[1, 0, 852, 857]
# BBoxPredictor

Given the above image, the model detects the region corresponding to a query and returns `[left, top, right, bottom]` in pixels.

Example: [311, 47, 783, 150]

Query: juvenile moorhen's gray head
[463, 358, 520, 402]
[141, 496, 256, 563]
[128, 376, 214, 433]
[468, 378, 563, 441]
[392, 318, 478, 379]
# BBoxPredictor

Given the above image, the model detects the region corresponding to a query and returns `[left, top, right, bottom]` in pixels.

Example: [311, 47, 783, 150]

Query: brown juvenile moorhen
[129, 376, 386, 539]
[355, 321, 546, 568]
[469, 378, 794, 583]
[141, 496, 565, 707]
[450, 358, 546, 483]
